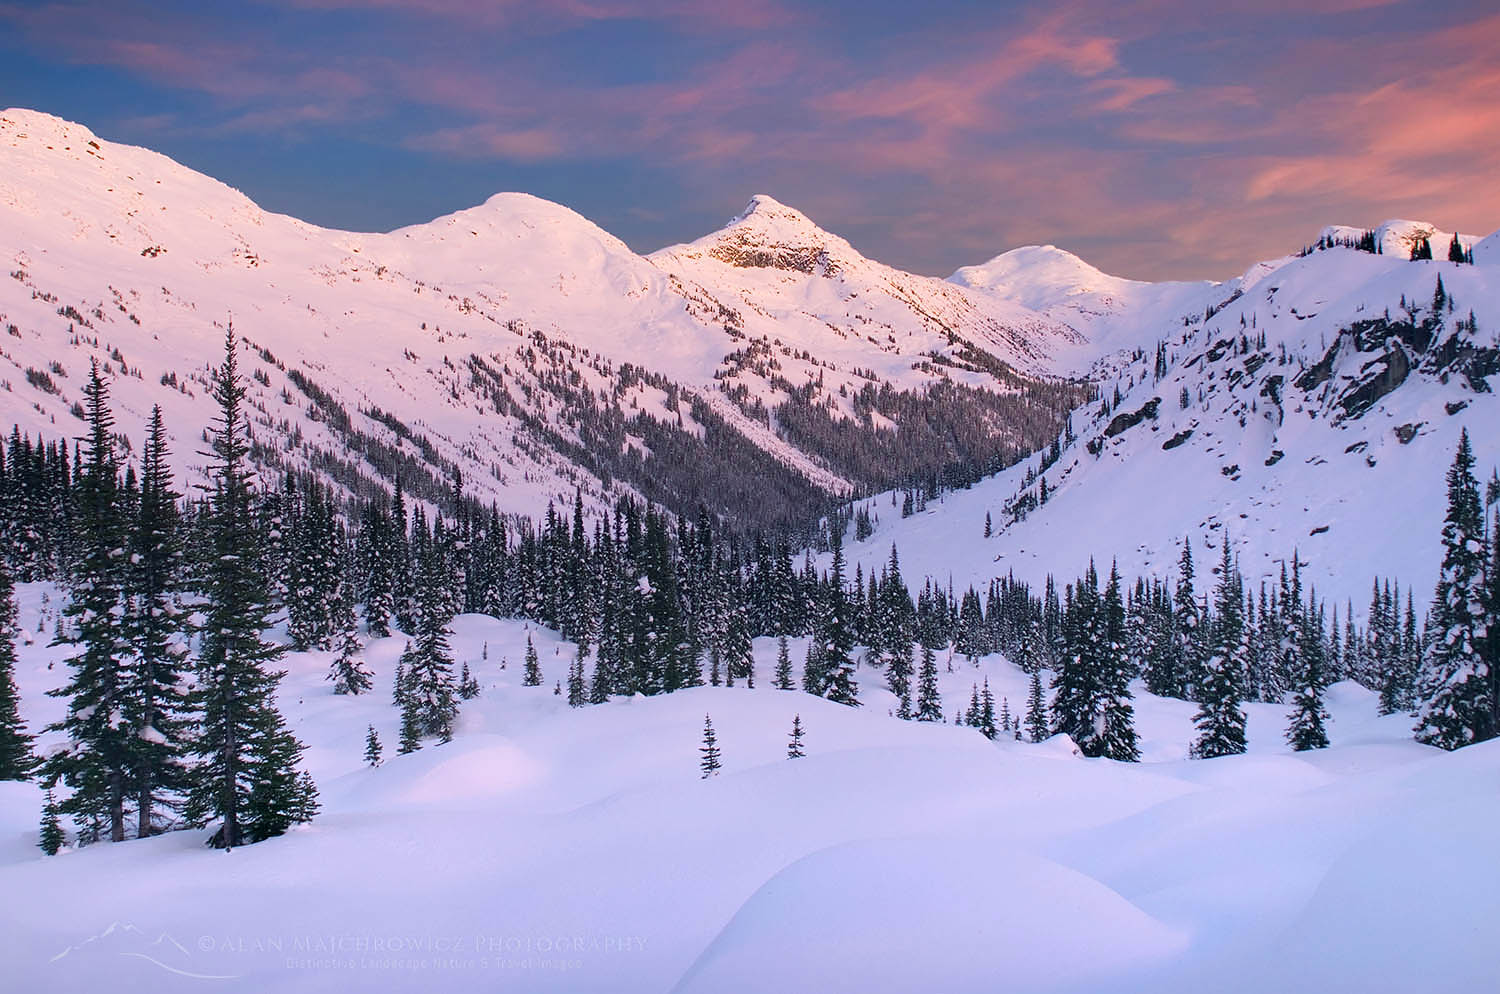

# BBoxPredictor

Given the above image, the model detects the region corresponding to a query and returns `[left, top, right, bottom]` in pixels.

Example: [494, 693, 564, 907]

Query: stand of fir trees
[2, 332, 1498, 858]
[14, 332, 319, 852]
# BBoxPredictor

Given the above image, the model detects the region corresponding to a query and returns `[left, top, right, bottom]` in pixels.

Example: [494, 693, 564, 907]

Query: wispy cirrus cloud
[1, 0, 1495, 279]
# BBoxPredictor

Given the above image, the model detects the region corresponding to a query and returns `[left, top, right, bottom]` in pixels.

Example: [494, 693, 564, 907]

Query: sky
[1, 0, 1496, 281]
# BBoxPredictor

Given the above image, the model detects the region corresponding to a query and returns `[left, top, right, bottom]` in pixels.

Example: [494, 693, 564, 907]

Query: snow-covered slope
[0, 109, 1081, 531]
[951, 243, 1228, 362]
[840, 241, 1500, 610]
[1318, 218, 1482, 260]
[1, 581, 1494, 993]
[4, 105, 1497, 589]
[652, 195, 1083, 381]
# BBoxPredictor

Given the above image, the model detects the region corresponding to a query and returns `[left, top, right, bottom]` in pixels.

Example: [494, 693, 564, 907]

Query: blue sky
[2, 0, 1495, 279]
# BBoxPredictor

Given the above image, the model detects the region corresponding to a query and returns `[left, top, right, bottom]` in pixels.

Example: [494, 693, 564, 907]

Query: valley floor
[1, 582, 1492, 993]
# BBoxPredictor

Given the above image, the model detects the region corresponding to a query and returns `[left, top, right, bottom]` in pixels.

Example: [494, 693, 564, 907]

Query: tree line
[2, 336, 1498, 854]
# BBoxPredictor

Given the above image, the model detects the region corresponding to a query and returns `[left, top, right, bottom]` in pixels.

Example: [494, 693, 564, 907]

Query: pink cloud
[1087, 76, 1175, 112]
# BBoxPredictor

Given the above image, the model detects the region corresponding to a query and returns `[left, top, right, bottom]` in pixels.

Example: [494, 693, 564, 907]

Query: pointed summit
[657, 194, 864, 278]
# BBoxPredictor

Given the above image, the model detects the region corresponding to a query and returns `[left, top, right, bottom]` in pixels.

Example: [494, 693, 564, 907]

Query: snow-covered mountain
[3, 106, 1498, 596]
[841, 235, 1500, 610]
[0, 109, 1084, 534]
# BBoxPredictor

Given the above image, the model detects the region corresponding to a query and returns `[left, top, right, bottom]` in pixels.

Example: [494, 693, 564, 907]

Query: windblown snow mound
[673, 837, 1187, 994]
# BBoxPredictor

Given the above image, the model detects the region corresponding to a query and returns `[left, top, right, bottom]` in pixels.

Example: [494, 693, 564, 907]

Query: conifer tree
[801, 637, 826, 696]
[1286, 595, 1332, 751]
[523, 634, 542, 687]
[1192, 539, 1249, 759]
[45, 361, 133, 842]
[567, 645, 587, 707]
[185, 328, 317, 848]
[1098, 561, 1140, 761]
[722, 603, 753, 688]
[397, 680, 422, 756]
[39, 787, 64, 854]
[328, 606, 374, 696]
[1025, 671, 1049, 743]
[822, 531, 860, 706]
[589, 649, 611, 704]
[1415, 430, 1496, 748]
[364, 725, 382, 767]
[361, 500, 395, 638]
[916, 642, 943, 721]
[1053, 565, 1104, 753]
[773, 635, 794, 690]
[1171, 538, 1201, 699]
[978, 678, 998, 740]
[123, 407, 193, 834]
[886, 642, 914, 719]
[459, 660, 480, 700]
[787, 714, 805, 759]
[402, 541, 458, 742]
[0, 564, 35, 780]
[699, 714, 721, 778]
[392, 649, 409, 709]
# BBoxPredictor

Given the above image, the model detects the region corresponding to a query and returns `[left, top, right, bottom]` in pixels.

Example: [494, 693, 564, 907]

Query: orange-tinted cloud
[3, 0, 1497, 280]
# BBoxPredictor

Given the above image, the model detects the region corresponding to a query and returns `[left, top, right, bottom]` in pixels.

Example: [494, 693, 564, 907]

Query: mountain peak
[951, 244, 1119, 296]
[1, 107, 95, 141]
[662, 194, 860, 278]
[1318, 218, 1481, 259]
[728, 194, 816, 228]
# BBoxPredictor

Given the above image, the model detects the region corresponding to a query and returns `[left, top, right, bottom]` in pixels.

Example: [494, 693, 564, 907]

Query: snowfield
[1, 582, 1493, 993]
[4, 105, 1500, 994]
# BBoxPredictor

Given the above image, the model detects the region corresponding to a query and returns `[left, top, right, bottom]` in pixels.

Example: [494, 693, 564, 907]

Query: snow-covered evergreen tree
[39, 787, 64, 855]
[773, 635, 794, 690]
[1192, 538, 1249, 759]
[722, 603, 753, 688]
[184, 328, 317, 848]
[822, 531, 859, 706]
[787, 714, 805, 759]
[45, 361, 134, 843]
[1025, 671, 1049, 743]
[916, 642, 943, 721]
[978, 678, 998, 740]
[0, 563, 35, 780]
[122, 406, 193, 835]
[1286, 581, 1332, 751]
[523, 633, 542, 687]
[459, 660, 480, 700]
[403, 539, 459, 742]
[567, 645, 587, 707]
[1052, 565, 1103, 752]
[363, 725, 382, 767]
[1098, 562, 1140, 762]
[1415, 430, 1497, 749]
[801, 637, 826, 696]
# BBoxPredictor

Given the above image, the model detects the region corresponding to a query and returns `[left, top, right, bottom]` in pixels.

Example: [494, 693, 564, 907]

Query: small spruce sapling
[39, 788, 65, 855]
[364, 725, 383, 767]
[699, 714, 721, 778]
[523, 635, 542, 687]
